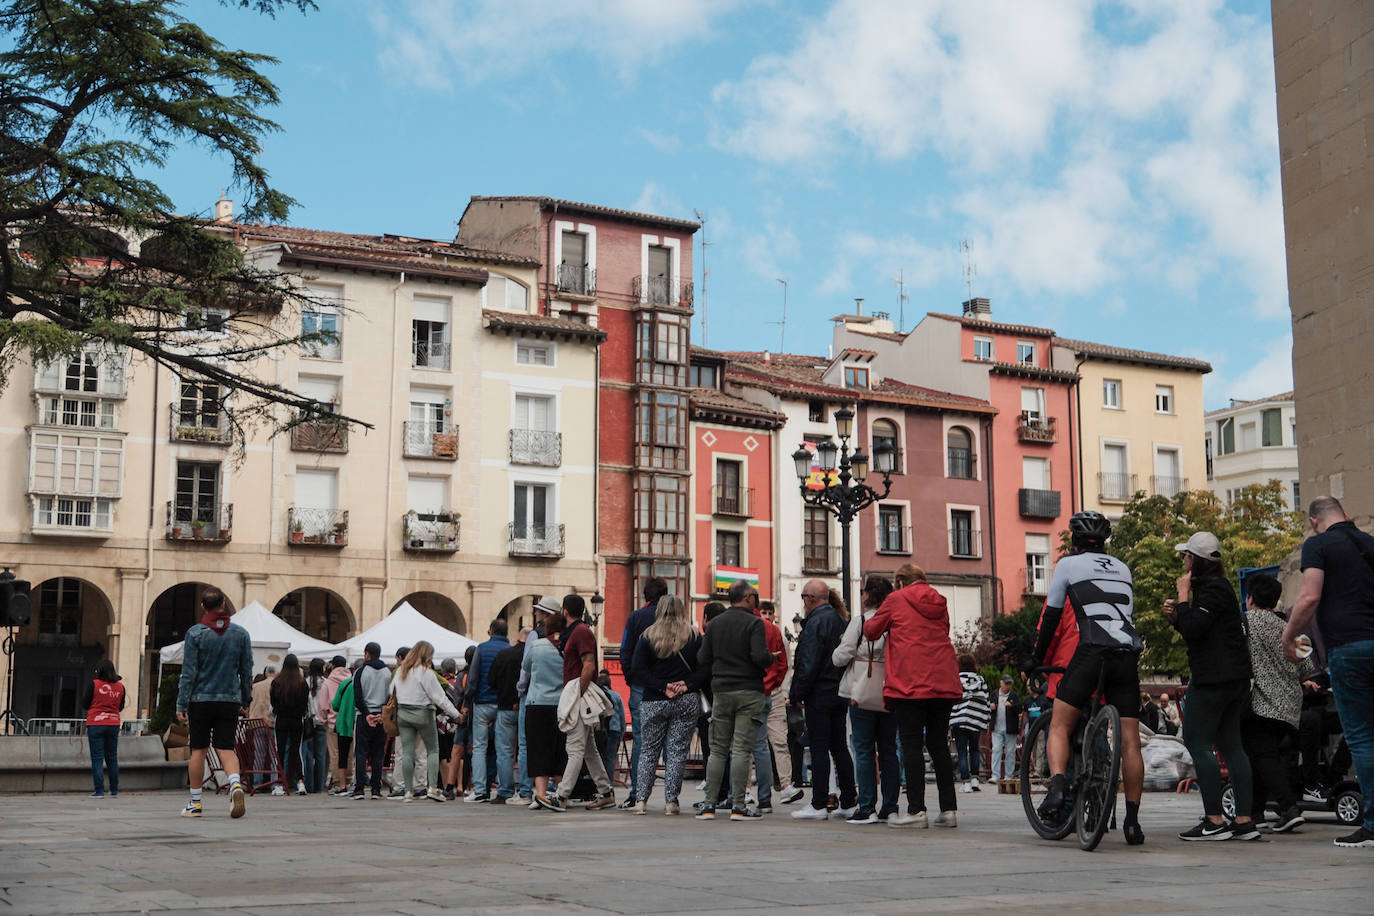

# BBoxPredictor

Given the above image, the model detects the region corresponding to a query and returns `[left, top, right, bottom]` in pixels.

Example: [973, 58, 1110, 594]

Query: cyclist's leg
[1120, 717, 1143, 803]
[1047, 698, 1081, 778]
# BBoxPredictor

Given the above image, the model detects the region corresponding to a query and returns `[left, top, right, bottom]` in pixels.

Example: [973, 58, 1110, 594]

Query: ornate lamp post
[791, 406, 896, 614]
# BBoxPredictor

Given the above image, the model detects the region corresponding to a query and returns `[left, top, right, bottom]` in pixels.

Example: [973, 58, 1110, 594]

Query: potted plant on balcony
[331, 520, 347, 545]
[190, 519, 207, 539]
[289, 519, 304, 544]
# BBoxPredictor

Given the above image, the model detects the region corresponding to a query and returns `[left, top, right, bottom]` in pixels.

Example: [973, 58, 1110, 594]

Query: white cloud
[816, 231, 953, 300]
[739, 223, 801, 283]
[1204, 334, 1294, 408]
[630, 182, 684, 219]
[634, 128, 681, 152]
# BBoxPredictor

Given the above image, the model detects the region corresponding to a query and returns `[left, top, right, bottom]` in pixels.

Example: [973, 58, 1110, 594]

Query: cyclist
[1026, 511, 1146, 845]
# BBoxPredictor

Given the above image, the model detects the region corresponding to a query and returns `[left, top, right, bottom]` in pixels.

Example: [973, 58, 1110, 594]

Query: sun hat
[533, 595, 562, 615]
[1175, 531, 1222, 560]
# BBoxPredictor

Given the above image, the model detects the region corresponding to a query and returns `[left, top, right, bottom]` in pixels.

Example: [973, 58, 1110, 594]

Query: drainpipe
[384, 271, 405, 603]
[1072, 356, 1084, 513]
[546, 202, 558, 315]
[983, 414, 998, 616]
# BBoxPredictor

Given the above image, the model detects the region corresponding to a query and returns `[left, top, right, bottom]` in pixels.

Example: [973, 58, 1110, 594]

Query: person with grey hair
[437, 657, 462, 798]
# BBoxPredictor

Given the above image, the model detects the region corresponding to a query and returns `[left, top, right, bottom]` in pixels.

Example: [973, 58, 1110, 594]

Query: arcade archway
[272, 587, 354, 643]
[395, 591, 465, 636]
[11, 577, 114, 722]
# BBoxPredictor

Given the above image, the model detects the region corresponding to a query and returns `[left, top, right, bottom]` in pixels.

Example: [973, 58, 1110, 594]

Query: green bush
[148, 670, 180, 736]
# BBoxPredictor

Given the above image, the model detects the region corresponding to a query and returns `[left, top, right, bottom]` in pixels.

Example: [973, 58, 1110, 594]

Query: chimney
[214, 191, 233, 223]
[763, 350, 771, 364]
[962, 297, 991, 319]
[854, 298, 864, 315]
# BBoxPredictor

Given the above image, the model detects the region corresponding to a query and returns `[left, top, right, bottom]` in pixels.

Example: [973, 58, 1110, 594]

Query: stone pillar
[358, 577, 387, 630]
[116, 568, 148, 721]
[467, 581, 493, 637]
[241, 572, 269, 610]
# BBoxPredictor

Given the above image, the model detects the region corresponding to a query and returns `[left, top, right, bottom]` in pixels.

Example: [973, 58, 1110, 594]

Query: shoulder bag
[381, 681, 400, 738]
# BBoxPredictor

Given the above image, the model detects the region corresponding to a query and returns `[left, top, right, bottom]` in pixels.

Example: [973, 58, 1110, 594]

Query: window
[872, 419, 900, 473]
[174, 460, 219, 524]
[412, 296, 450, 369]
[183, 305, 229, 334]
[1102, 379, 1121, 409]
[1016, 341, 1036, 365]
[34, 496, 112, 530]
[513, 482, 551, 538]
[808, 401, 828, 423]
[715, 530, 742, 567]
[516, 341, 553, 366]
[1101, 442, 1130, 500]
[1261, 408, 1283, 446]
[42, 396, 115, 429]
[177, 381, 222, 431]
[558, 230, 591, 295]
[514, 394, 553, 431]
[1155, 385, 1174, 414]
[1154, 447, 1183, 497]
[946, 426, 974, 478]
[844, 366, 870, 389]
[634, 474, 686, 556]
[715, 459, 742, 514]
[689, 363, 720, 389]
[878, 505, 906, 553]
[1292, 480, 1301, 510]
[643, 244, 674, 304]
[407, 476, 447, 514]
[634, 390, 686, 470]
[298, 375, 340, 414]
[1022, 456, 1050, 490]
[1025, 534, 1050, 594]
[950, 509, 976, 557]
[1217, 417, 1235, 455]
[973, 337, 994, 361]
[295, 468, 338, 512]
[1205, 435, 1214, 479]
[487, 275, 529, 313]
[1021, 387, 1046, 422]
[802, 506, 831, 569]
[36, 347, 126, 398]
[28, 431, 124, 498]
[38, 579, 82, 637]
[1239, 421, 1257, 451]
[635, 313, 687, 385]
[301, 285, 342, 359]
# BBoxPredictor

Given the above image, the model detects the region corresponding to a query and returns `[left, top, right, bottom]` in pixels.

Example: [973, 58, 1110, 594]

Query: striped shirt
[950, 672, 991, 732]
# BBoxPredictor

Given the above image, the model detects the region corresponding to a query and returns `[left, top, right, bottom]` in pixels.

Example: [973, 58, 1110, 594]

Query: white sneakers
[791, 804, 830, 820]
[888, 810, 928, 828]
[777, 785, 805, 804]
[960, 782, 972, 794]
[270, 785, 286, 797]
[934, 810, 957, 828]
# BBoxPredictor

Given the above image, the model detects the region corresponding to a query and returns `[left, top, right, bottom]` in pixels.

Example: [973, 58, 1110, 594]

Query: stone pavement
[1, 787, 1369, 915]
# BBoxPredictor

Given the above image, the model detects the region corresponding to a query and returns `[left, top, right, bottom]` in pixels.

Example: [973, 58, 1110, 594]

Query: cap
[1001, 674, 1014, 684]
[533, 595, 562, 615]
[1175, 531, 1222, 560]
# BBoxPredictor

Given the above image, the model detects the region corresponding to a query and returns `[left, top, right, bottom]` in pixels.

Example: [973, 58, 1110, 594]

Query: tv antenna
[773, 278, 788, 353]
[694, 209, 710, 347]
[892, 269, 908, 332]
[960, 239, 977, 301]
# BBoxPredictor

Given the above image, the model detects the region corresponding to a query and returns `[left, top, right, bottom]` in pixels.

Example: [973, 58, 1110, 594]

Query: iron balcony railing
[712, 484, 755, 518]
[403, 421, 458, 460]
[169, 403, 231, 445]
[403, 510, 460, 552]
[949, 527, 981, 558]
[877, 524, 912, 555]
[166, 500, 233, 543]
[1099, 472, 1138, 502]
[801, 544, 842, 574]
[413, 339, 451, 370]
[633, 275, 695, 308]
[556, 263, 596, 297]
[288, 507, 348, 546]
[291, 419, 348, 453]
[1152, 475, 1188, 498]
[1018, 488, 1062, 519]
[509, 429, 562, 467]
[1023, 566, 1050, 596]
[508, 523, 565, 558]
[1017, 413, 1058, 444]
[947, 448, 976, 479]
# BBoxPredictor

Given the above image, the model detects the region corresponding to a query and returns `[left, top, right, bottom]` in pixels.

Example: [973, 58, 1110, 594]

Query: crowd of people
[148, 497, 1371, 850]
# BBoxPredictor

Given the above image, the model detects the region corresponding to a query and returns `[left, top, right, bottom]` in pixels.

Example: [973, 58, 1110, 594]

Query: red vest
[86, 678, 124, 727]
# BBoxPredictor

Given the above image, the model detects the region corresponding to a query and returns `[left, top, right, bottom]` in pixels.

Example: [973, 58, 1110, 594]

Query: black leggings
[1240, 713, 1298, 818]
[1183, 680, 1253, 818]
[892, 698, 957, 815]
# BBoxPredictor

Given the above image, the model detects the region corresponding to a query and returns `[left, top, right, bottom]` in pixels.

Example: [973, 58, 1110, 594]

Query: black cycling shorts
[1054, 645, 1141, 716]
[188, 701, 241, 750]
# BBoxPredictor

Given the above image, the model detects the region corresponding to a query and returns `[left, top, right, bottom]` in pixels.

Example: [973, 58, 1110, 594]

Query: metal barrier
[25, 718, 86, 736]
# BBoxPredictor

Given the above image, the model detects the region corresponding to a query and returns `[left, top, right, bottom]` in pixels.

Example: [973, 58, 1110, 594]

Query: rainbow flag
[713, 566, 759, 593]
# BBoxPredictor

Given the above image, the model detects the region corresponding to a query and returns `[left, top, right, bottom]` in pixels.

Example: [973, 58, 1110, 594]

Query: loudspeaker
[0, 571, 31, 627]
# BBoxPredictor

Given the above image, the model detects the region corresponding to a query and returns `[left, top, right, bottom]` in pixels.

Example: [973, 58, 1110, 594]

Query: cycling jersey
[1044, 551, 1141, 651]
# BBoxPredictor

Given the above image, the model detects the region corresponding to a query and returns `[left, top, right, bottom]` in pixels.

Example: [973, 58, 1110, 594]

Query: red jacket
[863, 582, 961, 701]
[1037, 599, 1079, 700]
[761, 616, 788, 694]
[85, 678, 125, 727]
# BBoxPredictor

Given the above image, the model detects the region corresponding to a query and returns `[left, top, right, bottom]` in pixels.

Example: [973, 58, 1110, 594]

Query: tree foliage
[0, 0, 364, 439]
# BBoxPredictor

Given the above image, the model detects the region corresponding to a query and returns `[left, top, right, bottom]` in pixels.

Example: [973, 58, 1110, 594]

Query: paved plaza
[1, 787, 1370, 915]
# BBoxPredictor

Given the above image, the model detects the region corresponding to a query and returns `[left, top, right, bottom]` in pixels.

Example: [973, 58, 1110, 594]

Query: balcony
[166, 501, 232, 543]
[712, 484, 755, 518]
[403, 510, 459, 552]
[169, 404, 231, 445]
[1018, 487, 1061, 519]
[413, 340, 451, 370]
[1017, 413, 1058, 444]
[1152, 475, 1188, 498]
[801, 544, 842, 574]
[288, 507, 348, 547]
[633, 275, 695, 308]
[1022, 566, 1049, 596]
[403, 421, 458, 460]
[949, 527, 982, 559]
[556, 263, 596, 298]
[509, 429, 562, 467]
[291, 419, 348, 453]
[877, 525, 912, 555]
[35, 356, 128, 399]
[508, 523, 565, 558]
[1099, 472, 1137, 503]
[947, 448, 976, 479]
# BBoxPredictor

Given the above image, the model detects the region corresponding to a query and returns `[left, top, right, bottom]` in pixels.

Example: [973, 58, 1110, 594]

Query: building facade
[1204, 392, 1300, 510]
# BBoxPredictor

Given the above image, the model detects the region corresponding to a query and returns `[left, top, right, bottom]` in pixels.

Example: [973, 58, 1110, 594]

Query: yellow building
[0, 219, 603, 722]
[1052, 339, 1211, 518]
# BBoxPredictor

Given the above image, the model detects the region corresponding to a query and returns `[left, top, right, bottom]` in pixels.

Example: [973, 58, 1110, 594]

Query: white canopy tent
[333, 601, 476, 664]
[158, 600, 340, 666]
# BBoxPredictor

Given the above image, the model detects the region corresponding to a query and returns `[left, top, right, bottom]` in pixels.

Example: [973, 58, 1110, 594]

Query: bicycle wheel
[1021, 710, 1073, 840]
[1075, 704, 1122, 851]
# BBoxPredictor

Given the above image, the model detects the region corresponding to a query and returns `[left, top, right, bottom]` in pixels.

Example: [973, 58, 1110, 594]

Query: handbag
[849, 640, 887, 712]
[381, 692, 399, 738]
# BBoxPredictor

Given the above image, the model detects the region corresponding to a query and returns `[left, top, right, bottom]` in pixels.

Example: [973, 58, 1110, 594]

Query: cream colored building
[0, 221, 602, 722]
[1204, 392, 1299, 510]
[1051, 339, 1211, 518]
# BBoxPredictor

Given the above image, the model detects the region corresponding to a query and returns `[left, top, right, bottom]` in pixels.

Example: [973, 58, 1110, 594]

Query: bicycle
[1020, 662, 1123, 851]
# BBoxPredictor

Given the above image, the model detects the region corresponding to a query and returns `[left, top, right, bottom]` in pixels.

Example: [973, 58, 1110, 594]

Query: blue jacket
[464, 635, 510, 706]
[176, 622, 254, 712]
[619, 602, 657, 687]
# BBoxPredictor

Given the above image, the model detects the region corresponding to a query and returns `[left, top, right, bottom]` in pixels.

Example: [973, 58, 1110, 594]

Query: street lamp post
[791, 406, 896, 615]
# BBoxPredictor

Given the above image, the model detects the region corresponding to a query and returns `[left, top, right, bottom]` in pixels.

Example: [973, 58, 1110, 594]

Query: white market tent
[158, 600, 340, 665]
[332, 601, 476, 664]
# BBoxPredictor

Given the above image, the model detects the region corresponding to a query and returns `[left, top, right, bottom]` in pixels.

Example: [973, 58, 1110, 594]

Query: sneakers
[695, 807, 715, 820]
[778, 785, 804, 804]
[1178, 819, 1233, 841]
[664, 801, 680, 816]
[730, 807, 762, 821]
[444, 787, 457, 801]
[970, 777, 981, 792]
[960, 781, 973, 794]
[180, 800, 203, 818]
[89, 791, 104, 798]
[270, 785, 286, 797]
[630, 800, 647, 815]
[619, 797, 639, 810]
[1272, 807, 1306, 834]
[846, 808, 879, 825]
[350, 791, 366, 801]
[876, 809, 898, 824]
[489, 795, 509, 806]
[463, 792, 490, 804]
[1124, 822, 1145, 845]
[1230, 820, 1262, 841]
[1334, 826, 1374, 848]
[758, 805, 773, 814]
[586, 792, 616, 810]
[426, 787, 446, 802]
[230, 782, 245, 819]
[933, 810, 957, 828]
[535, 794, 566, 812]
[1302, 786, 1328, 804]
[296, 780, 307, 796]
[888, 810, 928, 828]
[791, 805, 829, 820]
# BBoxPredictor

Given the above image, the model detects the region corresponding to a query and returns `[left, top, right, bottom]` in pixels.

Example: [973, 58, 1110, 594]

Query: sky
[160, 0, 1288, 410]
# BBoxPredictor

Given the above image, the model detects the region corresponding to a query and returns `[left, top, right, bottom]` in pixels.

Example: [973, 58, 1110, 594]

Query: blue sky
[161, 0, 1285, 409]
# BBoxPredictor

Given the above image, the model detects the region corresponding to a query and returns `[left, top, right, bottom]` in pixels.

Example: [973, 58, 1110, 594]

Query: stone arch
[144, 581, 238, 655]
[497, 593, 544, 633]
[272, 587, 355, 643]
[396, 591, 465, 636]
[11, 577, 115, 722]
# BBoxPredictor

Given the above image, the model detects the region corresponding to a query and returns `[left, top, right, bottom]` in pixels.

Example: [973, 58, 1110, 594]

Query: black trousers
[804, 693, 856, 809]
[354, 715, 387, 794]
[892, 697, 957, 815]
[1240, 712, 1298, 818]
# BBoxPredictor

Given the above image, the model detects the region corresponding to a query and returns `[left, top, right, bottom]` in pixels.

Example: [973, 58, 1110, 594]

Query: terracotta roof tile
[1052, 336, 1213, 373]
[927, 311, 1055, 338]
[470, 196, 700, 232]
[689, 387, 785, 429]
[482, 309, 606, 342]
[239, 223, 538, 267]
[1206, 390, 1294, 414]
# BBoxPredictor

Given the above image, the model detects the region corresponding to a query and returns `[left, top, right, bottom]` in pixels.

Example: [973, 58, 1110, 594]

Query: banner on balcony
[713, 566, 759, 593]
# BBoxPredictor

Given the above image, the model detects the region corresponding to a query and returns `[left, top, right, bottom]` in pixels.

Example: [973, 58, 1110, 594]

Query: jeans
[1329, 638, 1374, 829]
[627, 684, 645, 796]
[990, 730, 1016, 781]
[517, 699, 532, 797]
[275, 718, 303, 789]
[398, 705, 439, 794]
[953, 727, 981, 781]
[472, 704, 517, 798]
[725, 695, 775, 808]
[302, 725, 328, 793]
[354, 715, 387, 795]
[87, 725, 119, 794]
[849, 705, 899, 815]
[893, 697, 957, 814]
[804, 693, 856, 809]
[1183, 679, 1253, 818]
[702, 689, 766, 808]
[602, 731, 622, 787]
